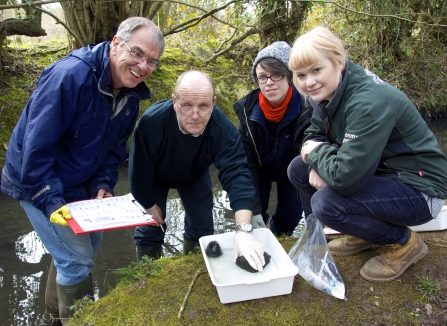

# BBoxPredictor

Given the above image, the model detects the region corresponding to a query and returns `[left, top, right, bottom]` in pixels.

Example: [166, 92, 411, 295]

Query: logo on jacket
[365, 69, 384, 84]
[31, 185, 51, 201]
[285, 134, 292, 139]
[343, 133, 357, 143]
[197, 152, 211, 159]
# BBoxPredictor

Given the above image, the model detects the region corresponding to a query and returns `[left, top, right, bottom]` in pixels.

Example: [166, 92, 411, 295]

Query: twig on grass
[178, 269, 202, 319]
[425, 242, 447, 249]
[435, 309, 447, 318]
[103, 269, 119, 286]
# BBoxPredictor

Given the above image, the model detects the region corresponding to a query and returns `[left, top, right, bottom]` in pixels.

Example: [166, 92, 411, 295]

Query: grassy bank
[70, 233, 447, 325]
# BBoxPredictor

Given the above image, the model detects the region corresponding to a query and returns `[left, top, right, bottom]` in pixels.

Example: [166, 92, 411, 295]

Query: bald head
[173, 70, 215, 99]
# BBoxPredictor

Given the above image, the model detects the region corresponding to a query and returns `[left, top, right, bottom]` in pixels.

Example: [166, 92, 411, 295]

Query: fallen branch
[426, 242, 447, 249]
[435, 309, 447, 318]
[178, 269, 202, 319]
[103, 268, 119, 286]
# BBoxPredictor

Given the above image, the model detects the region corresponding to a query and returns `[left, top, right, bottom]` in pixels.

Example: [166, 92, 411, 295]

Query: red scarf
[258, 85, 292, 122]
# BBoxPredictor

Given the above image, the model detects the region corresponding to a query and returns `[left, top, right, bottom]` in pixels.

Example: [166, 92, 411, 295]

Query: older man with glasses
[1, 17, 164, 325]
[129, 70, 266, 273]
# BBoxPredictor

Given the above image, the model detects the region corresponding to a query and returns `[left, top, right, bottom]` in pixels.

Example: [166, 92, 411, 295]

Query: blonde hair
[289, 27, 346, 90]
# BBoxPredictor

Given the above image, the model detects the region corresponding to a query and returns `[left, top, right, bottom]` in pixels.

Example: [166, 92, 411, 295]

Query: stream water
[0, 120, 446, 325]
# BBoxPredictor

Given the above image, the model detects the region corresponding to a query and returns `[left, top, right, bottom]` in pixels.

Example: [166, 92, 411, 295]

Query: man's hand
[233, 232, 265, 271]
[252, 214, 266, 229]
[301, 140, 323, 162]
[95, 189, 113, 199]
[309, 168, 327, 190]
[146, 204, 165, 227]
[49, 205, 72, 226]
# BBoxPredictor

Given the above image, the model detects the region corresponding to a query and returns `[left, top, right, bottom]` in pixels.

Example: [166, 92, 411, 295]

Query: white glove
[233, 232, 265, 271]
[252, 214, 266, 229]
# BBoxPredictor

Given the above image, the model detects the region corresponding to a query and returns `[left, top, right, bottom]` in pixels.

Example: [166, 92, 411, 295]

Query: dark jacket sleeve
[215, 134, 256, 213]
[233, 90, 262, 214]
[128, 113, 159, 209]
[293, 97, 313, 155]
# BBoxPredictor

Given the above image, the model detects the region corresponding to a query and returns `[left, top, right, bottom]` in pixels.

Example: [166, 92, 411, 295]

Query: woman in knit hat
[233, 41, 312, 236]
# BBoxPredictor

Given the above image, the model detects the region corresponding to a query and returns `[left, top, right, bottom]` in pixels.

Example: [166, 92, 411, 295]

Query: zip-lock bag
[288, 214, 346, 300]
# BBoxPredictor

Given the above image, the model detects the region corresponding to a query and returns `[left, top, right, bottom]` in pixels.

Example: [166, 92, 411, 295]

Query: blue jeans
[19, 200, 102, 285]
[258, 165, 303, 236]
[134, 169, 214, 246]
[287, 156, 432, 245]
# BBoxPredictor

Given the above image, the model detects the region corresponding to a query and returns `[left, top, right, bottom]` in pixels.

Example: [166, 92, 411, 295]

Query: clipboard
[66, 193, 156, 235]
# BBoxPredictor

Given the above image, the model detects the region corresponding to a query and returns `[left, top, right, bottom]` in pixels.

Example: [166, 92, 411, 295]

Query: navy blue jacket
[1, 42, 151, 218]
[233, 85, 312, 214]
[128, 99, 255, 213]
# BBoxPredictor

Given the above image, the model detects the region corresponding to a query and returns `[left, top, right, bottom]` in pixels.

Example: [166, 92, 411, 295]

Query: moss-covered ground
[70, 232, 447, 325]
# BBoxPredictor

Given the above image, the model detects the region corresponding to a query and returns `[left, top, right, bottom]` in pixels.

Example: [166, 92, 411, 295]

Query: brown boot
[328, 235, 379, 256]
[360, 230, 428, 282]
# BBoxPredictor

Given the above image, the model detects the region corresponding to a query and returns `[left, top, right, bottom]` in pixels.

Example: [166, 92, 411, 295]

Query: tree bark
[257, 0, 308, 47]
[0, 17, 46, 37]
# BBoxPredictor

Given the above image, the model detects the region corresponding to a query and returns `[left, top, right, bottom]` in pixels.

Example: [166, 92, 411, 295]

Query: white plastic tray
[410, 206, 447, 232]
[199, 229, 298, 304]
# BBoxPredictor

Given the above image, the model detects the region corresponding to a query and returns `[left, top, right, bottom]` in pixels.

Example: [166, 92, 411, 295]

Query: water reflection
[0, 120, 446, 324]
[16, 232, 48, 264]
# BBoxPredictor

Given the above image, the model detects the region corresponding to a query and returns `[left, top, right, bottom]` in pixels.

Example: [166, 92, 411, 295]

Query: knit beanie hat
[251, 41, 291, 81]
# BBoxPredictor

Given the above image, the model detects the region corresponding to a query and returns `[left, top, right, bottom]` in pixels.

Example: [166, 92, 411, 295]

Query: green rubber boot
[41, 260, 62, 325]
[136, 245, 162, 262]
[183, 237, 200, 255]
[56, 276, 93, 325]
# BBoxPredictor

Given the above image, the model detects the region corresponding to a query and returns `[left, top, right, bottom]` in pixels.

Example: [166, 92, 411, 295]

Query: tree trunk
[257, 0, 309, 47]
[0, 17, 46, 37]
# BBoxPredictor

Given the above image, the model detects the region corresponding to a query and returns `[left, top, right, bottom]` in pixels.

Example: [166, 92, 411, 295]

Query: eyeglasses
[256, 74, 285, 84]
[123, 41, 160, 70]
[176, 101, 213, 117]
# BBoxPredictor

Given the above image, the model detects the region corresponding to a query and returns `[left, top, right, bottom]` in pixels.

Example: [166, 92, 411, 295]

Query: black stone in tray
[235, 251, 271, 273]
[205, 240, 223, 257]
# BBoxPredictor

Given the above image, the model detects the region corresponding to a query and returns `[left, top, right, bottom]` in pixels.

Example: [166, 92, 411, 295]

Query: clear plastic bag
[289, 214, 347, 300]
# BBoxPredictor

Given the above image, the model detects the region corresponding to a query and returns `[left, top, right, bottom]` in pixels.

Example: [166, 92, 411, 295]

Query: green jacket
[305, 59, 447, 199]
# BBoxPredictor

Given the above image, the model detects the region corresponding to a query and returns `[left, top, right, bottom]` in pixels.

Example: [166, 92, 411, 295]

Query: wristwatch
[235, 222, 253, 233]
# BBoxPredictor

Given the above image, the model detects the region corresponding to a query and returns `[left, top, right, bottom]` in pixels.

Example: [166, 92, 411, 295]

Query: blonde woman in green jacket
[287, 26, 447, 282]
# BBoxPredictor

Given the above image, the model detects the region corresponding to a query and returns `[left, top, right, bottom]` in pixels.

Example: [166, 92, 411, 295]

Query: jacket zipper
[243, 106, 262, 167]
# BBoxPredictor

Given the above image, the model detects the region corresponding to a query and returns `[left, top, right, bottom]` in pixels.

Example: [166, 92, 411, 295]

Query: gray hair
[116, 17, 165, 56]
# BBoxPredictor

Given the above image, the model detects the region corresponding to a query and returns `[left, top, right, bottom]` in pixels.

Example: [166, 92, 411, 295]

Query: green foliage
[112, 256, 162, 286]
[409, 307, 420, 317]
[70, 294, 95, 317]
[415, 276, 441, 302]
[301, 1, 447, 113]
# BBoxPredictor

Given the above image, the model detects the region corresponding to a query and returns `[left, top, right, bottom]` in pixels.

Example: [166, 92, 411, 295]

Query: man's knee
[134, 225, 165, 246]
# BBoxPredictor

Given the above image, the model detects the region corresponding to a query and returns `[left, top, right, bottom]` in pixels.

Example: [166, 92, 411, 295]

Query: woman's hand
[301, 140, 322, 162]
[309, 168, 327, 190]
